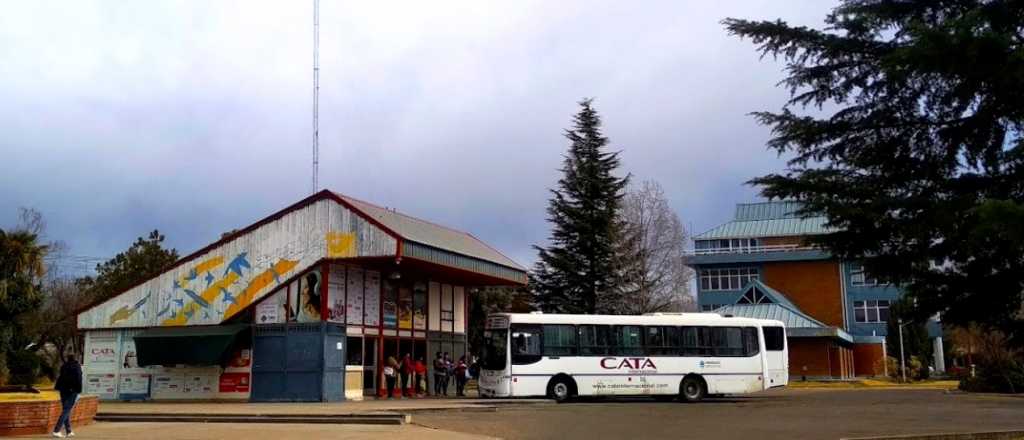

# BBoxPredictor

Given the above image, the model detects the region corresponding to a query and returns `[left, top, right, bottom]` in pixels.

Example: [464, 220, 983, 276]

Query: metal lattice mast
[312, 0, 320, 193]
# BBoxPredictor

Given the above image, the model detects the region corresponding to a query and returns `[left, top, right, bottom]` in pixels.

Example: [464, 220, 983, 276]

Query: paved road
[413, 388, 1024, 440]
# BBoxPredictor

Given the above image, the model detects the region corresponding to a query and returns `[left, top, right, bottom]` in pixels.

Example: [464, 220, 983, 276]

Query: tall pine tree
[725, 1, 1024, 341]
[532, 99, 629, 314]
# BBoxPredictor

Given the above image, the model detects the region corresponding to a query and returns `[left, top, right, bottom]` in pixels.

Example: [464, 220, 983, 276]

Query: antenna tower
[311, 0, 320, 193]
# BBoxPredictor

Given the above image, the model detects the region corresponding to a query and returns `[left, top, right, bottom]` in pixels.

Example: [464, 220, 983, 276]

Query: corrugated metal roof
[337, 193, 526, 272]
[713, 303, 829, 329]
[734, 201, 807, 221]
[694, 217, 834, 239]
[739, 279, 799, 311]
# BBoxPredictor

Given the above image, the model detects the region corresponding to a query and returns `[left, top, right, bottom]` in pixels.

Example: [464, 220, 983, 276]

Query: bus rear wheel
[680, 376, 706, 403]
[547, 376, 575, 403]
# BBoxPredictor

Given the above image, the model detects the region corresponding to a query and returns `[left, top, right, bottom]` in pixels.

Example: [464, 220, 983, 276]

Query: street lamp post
[898, 318, 907, 383]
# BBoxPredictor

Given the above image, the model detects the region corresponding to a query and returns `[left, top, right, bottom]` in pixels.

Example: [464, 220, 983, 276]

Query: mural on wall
[79, 199, 399, 329]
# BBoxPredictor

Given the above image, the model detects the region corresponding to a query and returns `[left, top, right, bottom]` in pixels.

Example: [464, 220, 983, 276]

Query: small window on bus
[644, 326, 679, 356]
[680, 326, 712, 356]
[763, 326, 785, 351]
[511, 324, 542, 365]
[578, 325, 611, 356]
[613, 325, 644, 356]
[542, 324, 577, 356]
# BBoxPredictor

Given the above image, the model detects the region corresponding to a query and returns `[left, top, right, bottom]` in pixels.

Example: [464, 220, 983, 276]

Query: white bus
[478, 312, 787, 402]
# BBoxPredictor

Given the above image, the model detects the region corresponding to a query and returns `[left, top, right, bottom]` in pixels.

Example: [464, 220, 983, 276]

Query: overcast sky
[1, 1, 835, 275]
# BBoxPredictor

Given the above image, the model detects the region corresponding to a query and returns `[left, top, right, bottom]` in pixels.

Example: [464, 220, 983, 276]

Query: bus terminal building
[76, 190, 527, 402]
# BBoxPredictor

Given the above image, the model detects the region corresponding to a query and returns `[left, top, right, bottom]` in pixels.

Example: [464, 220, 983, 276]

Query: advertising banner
[85, 373, 117, 398]
[327, 265, 346, 323]
[118, 373, 150, 396]
[255, 288, 285, 324]
[382, 280, 397, 328]
[87, 334, 118, 365]
[295, 271, 322, 323]
[218, 372, 250, 393]
[346, 267, 363, 325]
[398, 286, 412, 329]
[364, 271, 380, 327]
[413, 282, 427, 330]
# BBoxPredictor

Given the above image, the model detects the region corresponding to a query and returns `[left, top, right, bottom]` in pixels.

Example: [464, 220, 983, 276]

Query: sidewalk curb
[94, 413, 411, 425]
[841, 430, 1024, 440]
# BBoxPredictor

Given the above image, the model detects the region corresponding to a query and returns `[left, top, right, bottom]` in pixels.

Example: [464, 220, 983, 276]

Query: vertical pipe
[898, 319, 906, 383]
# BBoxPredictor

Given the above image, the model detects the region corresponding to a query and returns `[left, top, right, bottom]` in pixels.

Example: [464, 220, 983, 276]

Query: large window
[511, 324, 542, 364]
[481, 329, 507, 370]
[644, 326, 680, 356]
[695, 238, 760, 252]
[854, 300, 890, 323]
[613, 325, 644, 356]
[763, 327, 785, 351]
[701, 304, 727, 312]
[578, 325, 611, 356]
[346, 336, 363, 366]
[699, 267, 759, 291]
[542, 324, 577, 356]
[850, 263, 879, 286]
[680, 326, 712, 356]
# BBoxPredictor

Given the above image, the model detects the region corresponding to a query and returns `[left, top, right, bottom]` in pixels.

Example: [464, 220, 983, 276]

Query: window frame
[763, 326, 785, 351]
[613, 325, 644, 356]
[578, 324, 612, 356]
[510, 324, 543, 365]
[542, 324, 578, 356]
[644, 326, 680, 356]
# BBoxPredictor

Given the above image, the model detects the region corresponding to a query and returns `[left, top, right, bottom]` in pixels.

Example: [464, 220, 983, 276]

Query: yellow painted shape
[326, 231, 357, 258]
[108, 305, 135, 325]
[178, 255, 226, 287]
[222, 259, 300, 320]
[161, 272, 240, 326]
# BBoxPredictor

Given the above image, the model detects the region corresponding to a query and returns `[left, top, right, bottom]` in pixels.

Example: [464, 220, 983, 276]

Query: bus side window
[763, 327, 785, 351]
[511, 324, 543, 365]
[579, 325, 611, 356]
[680, 326, 712, 356]
[542, 324, 577, 356]
[743, 327, 760, 356]
[613, 325, 643, 356]
[644, 326, 679, 356]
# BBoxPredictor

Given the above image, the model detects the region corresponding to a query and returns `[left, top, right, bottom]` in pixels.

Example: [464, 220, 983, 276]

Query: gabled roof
[714, 303, 829, 329]
[337, 193, 525, 271]
[695, 201, 834, 240]
[736, 279, 799, 310]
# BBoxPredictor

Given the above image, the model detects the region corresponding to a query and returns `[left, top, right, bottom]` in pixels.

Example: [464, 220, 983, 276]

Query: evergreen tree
[532, 99, 630, 314]
[726, 2, 1024, 342]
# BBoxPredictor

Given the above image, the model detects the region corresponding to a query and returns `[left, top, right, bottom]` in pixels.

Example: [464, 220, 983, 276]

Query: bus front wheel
[547, 376, 575, 403]
[680, 376, 706, 403]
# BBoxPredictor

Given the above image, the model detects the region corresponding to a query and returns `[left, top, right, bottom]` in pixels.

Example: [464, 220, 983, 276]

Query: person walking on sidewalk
[400, 353, 413, 397]
[455, 355, 469, 397]
[432, 352, 445, 396]
[52, 355, 82, 438]
[442, 352, 453, 396]
[384, 355, 399, 398]
[414, 356, 427, 397]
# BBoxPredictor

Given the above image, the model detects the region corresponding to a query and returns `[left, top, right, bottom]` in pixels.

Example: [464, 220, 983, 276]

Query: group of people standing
[383, 352, 476, 398]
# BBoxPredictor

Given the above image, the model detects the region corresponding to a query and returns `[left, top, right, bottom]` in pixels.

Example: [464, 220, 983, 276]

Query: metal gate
[252, 323, 345, 402]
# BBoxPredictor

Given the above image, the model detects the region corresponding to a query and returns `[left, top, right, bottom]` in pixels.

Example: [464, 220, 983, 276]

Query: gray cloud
[0, 0, 834, 273]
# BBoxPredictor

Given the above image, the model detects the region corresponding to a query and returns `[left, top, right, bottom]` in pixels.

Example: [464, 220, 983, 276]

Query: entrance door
[252, 323, 325, 402]
[363, 337, 377, 395]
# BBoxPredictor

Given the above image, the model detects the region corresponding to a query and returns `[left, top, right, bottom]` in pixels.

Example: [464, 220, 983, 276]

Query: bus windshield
[481, 329, 508, 370]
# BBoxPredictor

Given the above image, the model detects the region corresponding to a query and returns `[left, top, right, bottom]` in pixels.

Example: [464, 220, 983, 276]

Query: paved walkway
[98, 397, 551, 416]
[17, 421, 499, 440]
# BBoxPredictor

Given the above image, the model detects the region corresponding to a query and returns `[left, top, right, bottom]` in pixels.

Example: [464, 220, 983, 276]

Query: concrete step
[95, 412, 410, 425]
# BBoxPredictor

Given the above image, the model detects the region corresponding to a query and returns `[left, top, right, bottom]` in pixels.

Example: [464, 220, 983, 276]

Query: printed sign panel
[118, 373, 151, 395]
[255, 288, 285, 325]
[364, 271, 380, 327]
[85, 373, 117, 398]
[327, 265, 346, 323]
[382, 280, 397, 328]
[153, 373, 183, 394]
[398, 286, 413, 329]
[346, 267, 364, 325]
[219, 372, 251, 393]
[87, 334, 118, 365]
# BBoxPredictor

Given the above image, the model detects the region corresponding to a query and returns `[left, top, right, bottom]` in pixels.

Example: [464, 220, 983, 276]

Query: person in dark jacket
[52, 355, 82, 438]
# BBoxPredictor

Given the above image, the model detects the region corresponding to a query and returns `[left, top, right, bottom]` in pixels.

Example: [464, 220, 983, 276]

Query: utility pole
[898, 318, 907, 383]
[311, 0, 320, 193]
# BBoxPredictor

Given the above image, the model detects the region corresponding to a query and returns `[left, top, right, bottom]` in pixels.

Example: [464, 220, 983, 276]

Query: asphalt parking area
[412, 388, 1024, 440]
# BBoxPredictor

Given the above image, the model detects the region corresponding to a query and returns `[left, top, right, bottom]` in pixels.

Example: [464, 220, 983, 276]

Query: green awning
[134, 324, 247, 367]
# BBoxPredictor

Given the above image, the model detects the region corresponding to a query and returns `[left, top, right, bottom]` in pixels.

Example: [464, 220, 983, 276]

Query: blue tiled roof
[714, 303, 828, 329]
[695, 201, 835, 239]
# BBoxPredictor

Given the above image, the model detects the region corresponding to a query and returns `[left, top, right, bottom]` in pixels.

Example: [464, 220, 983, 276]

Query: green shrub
[6, 351, 41, 386]
[959, 360, 1024, 393]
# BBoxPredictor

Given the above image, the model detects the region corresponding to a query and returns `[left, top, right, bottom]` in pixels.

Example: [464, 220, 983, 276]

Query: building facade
[685, 201, 943, 379]
[76, 190, 527, 401]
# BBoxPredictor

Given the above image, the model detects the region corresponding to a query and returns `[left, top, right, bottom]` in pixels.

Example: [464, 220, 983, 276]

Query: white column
[933, 336, 945, 374]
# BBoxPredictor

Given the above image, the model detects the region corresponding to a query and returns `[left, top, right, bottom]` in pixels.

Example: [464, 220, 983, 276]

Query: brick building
[685, 201, 943, 379]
